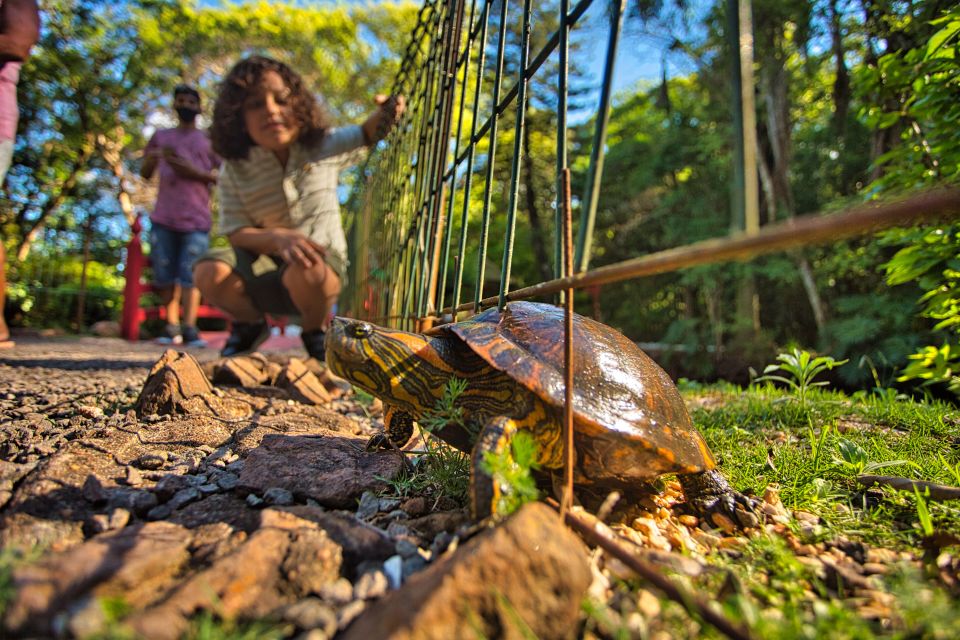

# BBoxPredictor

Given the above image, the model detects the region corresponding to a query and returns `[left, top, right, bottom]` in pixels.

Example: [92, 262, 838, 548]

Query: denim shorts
[149, 223, 210, 287]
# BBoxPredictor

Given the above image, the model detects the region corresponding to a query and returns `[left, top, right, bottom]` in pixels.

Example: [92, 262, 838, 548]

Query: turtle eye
[348, 322, 373, 339]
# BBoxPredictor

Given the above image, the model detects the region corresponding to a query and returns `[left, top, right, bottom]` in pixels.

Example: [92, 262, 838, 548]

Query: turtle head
[325, 317, 451, 414]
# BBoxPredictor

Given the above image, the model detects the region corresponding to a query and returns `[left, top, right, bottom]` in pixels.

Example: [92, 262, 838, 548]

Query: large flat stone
[340, 502, 591, 640]
[238, 432, 404, 509]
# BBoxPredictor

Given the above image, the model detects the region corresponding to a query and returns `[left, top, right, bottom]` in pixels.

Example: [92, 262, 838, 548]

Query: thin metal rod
[452, 0, 492, 315]
[498, 0, 533, 309]
[437, 0, 480, 315]
[473, 0, 510, 311]
[555, 0, 569, 283]
[560, 167, 575, 518]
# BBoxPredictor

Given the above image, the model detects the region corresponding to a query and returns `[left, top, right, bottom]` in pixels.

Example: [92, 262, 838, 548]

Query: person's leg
[0, 243, 10, 346]
[149, 223, 181, 343]
[162, 284, 181, 326]
[1, 139, 15, 346]
[282, 259, 341, 332]
[194, 259, 263, 323]
[195, 256, 271, 356]
[177, 231, 209, 334]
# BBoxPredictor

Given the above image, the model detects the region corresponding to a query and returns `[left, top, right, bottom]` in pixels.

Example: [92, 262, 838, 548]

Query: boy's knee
[284, 261, 329, 289]
[193, 260, 229, 293]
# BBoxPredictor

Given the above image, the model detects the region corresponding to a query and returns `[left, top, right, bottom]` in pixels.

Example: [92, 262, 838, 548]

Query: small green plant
[912, 486, 935, 537]
[808, 423, 832, 474]
[419, 377, 473, 436]
[379, 377, 472, 504]
[755, 348, 848, 406]
[940, 453, 960, 486]
[833, 438, 914, 476]
[481, 430, 541, 517]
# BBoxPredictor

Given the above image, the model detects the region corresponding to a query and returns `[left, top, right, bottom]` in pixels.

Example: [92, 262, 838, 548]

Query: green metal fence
[344, 0, 960, 330]
[346, 0, 627, 328]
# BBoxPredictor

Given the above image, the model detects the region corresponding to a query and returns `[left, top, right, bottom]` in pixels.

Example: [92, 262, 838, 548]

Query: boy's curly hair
[211, 55, 330, 160]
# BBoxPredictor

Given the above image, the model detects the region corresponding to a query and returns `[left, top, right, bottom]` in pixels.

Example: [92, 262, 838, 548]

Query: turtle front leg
[470, 416, 520, 520]
[679, 469, 762, 531]
[365, 405, 416, 452]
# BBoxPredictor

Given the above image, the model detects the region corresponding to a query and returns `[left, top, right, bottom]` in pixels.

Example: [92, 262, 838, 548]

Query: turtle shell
[442, 301, 716, 473]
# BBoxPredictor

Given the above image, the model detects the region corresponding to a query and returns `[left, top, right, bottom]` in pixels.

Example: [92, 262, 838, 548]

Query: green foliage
[379, 378, 472, 505]
[480, 431, 541, 517]
[754, 348, 848, 406]
[882, 224, 960, 395]
[911, 486, 935, 538]
[418, 377, 472, 437]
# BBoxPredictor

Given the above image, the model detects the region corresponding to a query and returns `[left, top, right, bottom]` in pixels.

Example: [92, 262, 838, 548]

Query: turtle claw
[365, 433, 391, 452]
[680, 469, 763, 532]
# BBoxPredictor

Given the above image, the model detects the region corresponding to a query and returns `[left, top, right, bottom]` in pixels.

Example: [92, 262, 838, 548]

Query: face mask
[175, 106, 199, 123]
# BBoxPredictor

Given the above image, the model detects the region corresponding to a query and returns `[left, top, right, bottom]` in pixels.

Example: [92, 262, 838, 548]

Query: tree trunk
[756, 20, 829, 335]
[98, 128, 139, 227]
[829, 0, 850, 136]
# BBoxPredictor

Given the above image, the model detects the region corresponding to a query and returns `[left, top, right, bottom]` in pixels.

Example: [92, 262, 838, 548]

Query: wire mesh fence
[344, 0, 960, 337]
[346, 0, 628, 328]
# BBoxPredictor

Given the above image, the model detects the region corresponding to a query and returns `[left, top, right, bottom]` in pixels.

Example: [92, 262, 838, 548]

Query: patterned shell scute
[447, 301, 713, 470]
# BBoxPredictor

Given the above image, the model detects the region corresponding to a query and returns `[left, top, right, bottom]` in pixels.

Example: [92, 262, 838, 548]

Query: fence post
[120, 215, 144, 341]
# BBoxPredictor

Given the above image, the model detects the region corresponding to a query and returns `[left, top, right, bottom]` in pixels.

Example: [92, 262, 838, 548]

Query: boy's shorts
[149, 224, 210, 288]
[195, 246, 344, 316]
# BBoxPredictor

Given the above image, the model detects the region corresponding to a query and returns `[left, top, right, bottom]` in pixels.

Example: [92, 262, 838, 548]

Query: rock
[238, 433, 404, 509]
[275, 358, 332, 405]
[4, 522, 193, 637]
[282, 598, 337, 634]
[212, 355, 271, 387]
[135, 350, 214, 417]
[0, 460, 36, 508]
[383, 555, 403, 589]
[82, 474, 109, 505]
[123, 466, 143, 487]
[279, 506, 395, 575]
[400, 496, 427, 517]
[339, 502, 591, 640]
[127, 509, 339, 640]
[404, 511, 469, 541]
[264, 487, 295, 506]
[133, 452, 167, 470]
[319, 577, 354, 605]
[354, 567, 390, 600]
[128, 527, 290, 640]
[356, 491, 380, 520]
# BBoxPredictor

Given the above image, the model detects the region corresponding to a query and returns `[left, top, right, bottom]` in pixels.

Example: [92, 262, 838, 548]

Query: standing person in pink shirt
[0, 0, 39, 349]
[141, 84, 221, 347]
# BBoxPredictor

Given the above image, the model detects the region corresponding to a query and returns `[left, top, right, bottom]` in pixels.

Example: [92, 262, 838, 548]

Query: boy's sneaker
[155, 323, 182, 345]
[221, 320, 269, 357]
[301, 328, 327, 363]
[181, 325, 208, 348]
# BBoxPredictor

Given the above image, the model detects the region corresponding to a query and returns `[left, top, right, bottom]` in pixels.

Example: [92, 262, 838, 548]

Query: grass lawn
[580, 378, 960, 639]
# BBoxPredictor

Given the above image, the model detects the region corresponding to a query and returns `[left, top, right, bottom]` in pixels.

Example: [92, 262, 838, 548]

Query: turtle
[325, 300, 760, 527]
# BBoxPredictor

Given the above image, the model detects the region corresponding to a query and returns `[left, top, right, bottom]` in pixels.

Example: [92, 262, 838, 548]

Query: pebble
[282, 598, 337, 634]
[319, 578, 354, 606]
[383, 555, 403, 589]
[355, 491, 380, 520]
[354, 568, 389, 600]
[264, 487, 294, 506]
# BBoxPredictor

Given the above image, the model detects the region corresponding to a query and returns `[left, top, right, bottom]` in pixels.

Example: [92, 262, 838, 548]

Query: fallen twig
[857, 475, 960, 501]
[548, 499, 755, 640]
